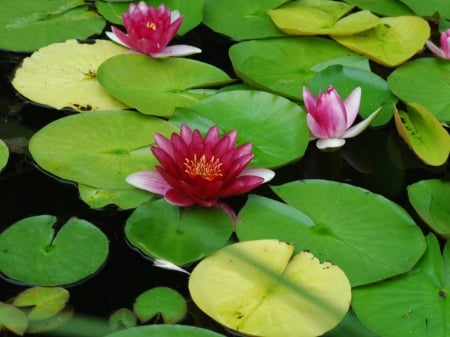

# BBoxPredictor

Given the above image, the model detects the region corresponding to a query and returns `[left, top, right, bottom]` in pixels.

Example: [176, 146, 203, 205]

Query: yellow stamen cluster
[184, 154, 223, 181]
[146, 21, 157, 30]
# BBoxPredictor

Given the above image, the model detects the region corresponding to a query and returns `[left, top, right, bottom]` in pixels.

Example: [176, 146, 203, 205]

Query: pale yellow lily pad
[332, 16, 430, 67]
[189, 239, 351, 337]
[12, 39, 128, 112]
[269, 0, 379, 36]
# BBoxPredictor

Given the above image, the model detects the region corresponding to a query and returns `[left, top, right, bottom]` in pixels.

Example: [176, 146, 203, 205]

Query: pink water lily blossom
[303, 85, 381, 150]
[126, 124, 275, 219]
[426, 29, 450, 59]
[106, 2, 201, 58]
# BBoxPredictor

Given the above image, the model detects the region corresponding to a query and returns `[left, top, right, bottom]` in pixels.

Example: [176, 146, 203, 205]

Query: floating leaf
[0, 215, 109, 286]
[105, 324, 227, 337]
[399, 0, 450, 18]
[109, 308, 137, 331]
[189, 239, 351, 337]
[97, 54, 232, 117]
[407, 179, 450, 238]
[125, 199, 233, 265]
[171, 90, 308, 168]
[230, 37, 359, 100]
[388, 58, 450, 122]
[342, 0, 414, 16]
[0, 139, 8, 171]
[0, 302, 28, 336]
[394, 103, 450, 166]
[12, 39, 128, 112]
[0, 0, 105, 52]
[332, 16, 430, 67]
[133, 287, 187, 324]
[238, 180, 426, 286]
[352, 234, 450, 337]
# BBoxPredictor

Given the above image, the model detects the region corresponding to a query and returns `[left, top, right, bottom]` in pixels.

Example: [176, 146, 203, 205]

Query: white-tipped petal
[125, 170, 170, 194]
[343, 107, 381, 139]
[316, 138, 346, 150]
[153, 259, 190, 275]
[105, 31, 131, 48]
[426, 40, 447, 59]
[240, 167, 275, 183]
[343, 87, 362, 128]
[152, 44, 202, 58]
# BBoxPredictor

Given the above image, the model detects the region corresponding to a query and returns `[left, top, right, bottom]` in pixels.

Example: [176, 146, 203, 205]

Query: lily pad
[202, 0, 288, 40]
[342, 0, 414, 16]
[125, 199, 233, 265]
[97, 54, 232, 117]
[393, 103, 450, 166]
[11, 287, 69, 321]
[399, 0, 450, 18]
[109, 308, 137, 331]
[269, 0, 380, 36]
[0, 302, 28, 336]
[387, 58, 450, 122]
[0, 0, 105, 52]
[133, 287, 187, 324]
[0, 139, 8, 171]
[105, 324, 227, 337]
[229, 36, 359, 100]
[352, 234, 450, 337]
[171, 90, 309, 168]
[0, 215, 109, 286]
[29, 110, 178, 189]
[332, 16, 430, 67]
[407, 179, 450, 238]
[11, 39, 128, 112]
[188, 239, 351, 337]
[237, 180, 426, 286]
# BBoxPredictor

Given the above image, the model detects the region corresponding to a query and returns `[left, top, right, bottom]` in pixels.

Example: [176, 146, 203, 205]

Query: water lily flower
[126, 124, 275, 219]
[106, 2, 201, 58]
[303, 85, 381, 150]
[426, 28, 450, 59]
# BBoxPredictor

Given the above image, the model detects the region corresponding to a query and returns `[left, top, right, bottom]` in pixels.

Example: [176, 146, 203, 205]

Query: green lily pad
[0, 302, 28, 336]
[0, 215, 109, 286]
[96, 0, 204, 36]
[332, 16, 430, 67]
[202, 0, 288, 40]
[97, 54, 232, 117]
[237, 180, 426, 286]
[229, 36, 359, 100]
[189, 239, 351, 337]
[105, 324, 227, 337]
[352, 233, 450, 337]
[11, 39, 128, 112]
[171, 90, 309, 168]
[394, 103, 450, 166]
[29, 110, 178, 189]
[269, 0, 380, 36]
[11, 287, 69, 321]
[343, 0, 414, 16]
[306, 64, 397, 126]
[109, 308, 137, 331]
[0, 0, 105, 52]
[399, 0, 450, 18]
[133, 287, 187, 324]
[388, 58, 450, 122]
[125, 199, 233, 265]
[407, 179, 450, 238]
[0, 139, 8, 171]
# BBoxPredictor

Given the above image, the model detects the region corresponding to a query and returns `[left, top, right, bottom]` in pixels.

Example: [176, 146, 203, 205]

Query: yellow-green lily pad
[0, 302, 28, 336]
[188, 239, 351, 337]
[332, 16, 430, 67]
[12, 39, 128, 112]
[0, 139, 8, 171]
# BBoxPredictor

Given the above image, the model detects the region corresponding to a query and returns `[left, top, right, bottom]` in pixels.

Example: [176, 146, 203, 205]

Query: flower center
[184, 154, 223, 181]
[146, 21, 157, 30]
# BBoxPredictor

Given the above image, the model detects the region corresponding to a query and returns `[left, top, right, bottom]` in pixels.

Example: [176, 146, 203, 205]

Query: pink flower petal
[343, 107, 381, 139]
[239, 167, 275, 183]
[316, 138, 346, 150]
[165, 189, 196, 207]
[426, 40, 447, 59]
[151, 45, 202, 58]
[343, 87, 361, 128]
[125, 170, 171, 194]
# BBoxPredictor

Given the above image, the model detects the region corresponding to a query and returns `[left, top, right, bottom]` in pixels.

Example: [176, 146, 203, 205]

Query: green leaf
[388, 58, 450, 122]
[342, 0, 414, 16]
[237, 180, 426, 286]
[0, 302, 28, 336]
[0, 139, 9, 171]
[125, 199, 233, 265]
[109, 308, 137, 331]
[11, 39, 128, 112]
[29, 110, 178, 190]
[0, 215, 109, 286]
[133, 287, 187, 324]
[12, 287, 69, 321]
[352, 234, 450, 337]
[171, 90, 309, 168]
[105, 324, 228, 337]
[0, 0, 105, 52]
[399, 0, 450, 18]
[407, 179, 450, 238]
[188, 239, 351, 337]
[394, 103, 450, 166]
[203, 0, 288, 40]
[332, 16, 430, 67]
[229, 36, 359, 100]
[97, 54, 232, 117]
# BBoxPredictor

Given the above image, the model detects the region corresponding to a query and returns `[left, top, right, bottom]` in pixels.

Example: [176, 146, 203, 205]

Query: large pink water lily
[303, 85, 380, 150]
[426, 28, 450, 59]
[126, 124, 275, 214]
[106, 2, 201, 58]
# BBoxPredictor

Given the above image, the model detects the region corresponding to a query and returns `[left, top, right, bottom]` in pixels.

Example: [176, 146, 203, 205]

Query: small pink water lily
[106, 2, 201, 58]
[303, 85, 381, 150]
[126, 124, 275, 219]
[426, 28, 450, 59]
